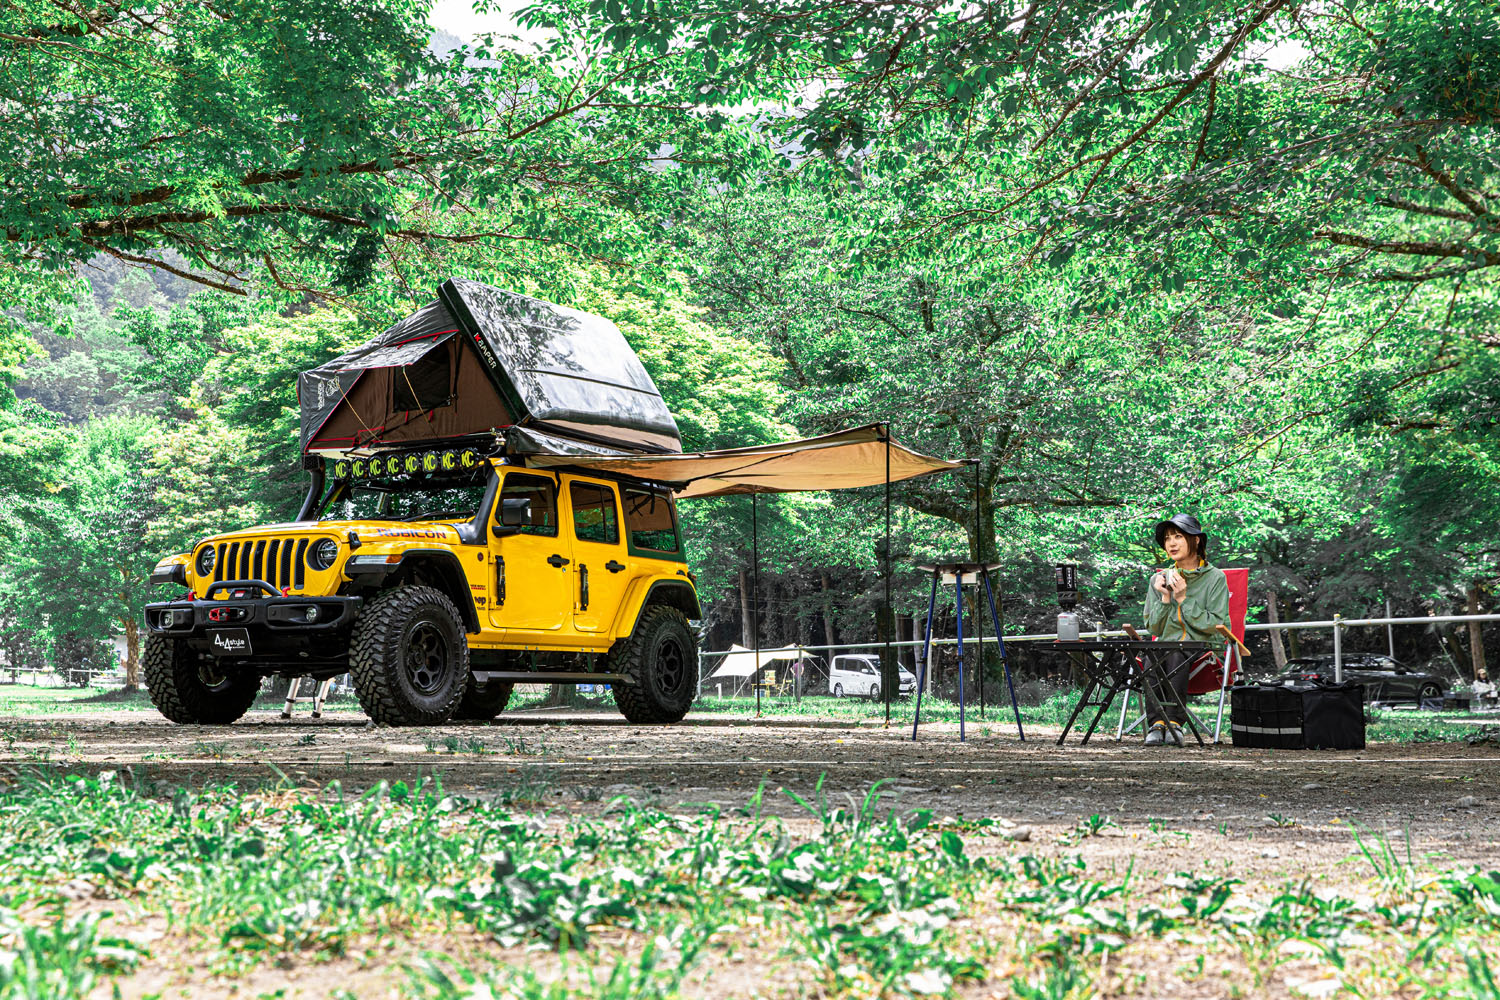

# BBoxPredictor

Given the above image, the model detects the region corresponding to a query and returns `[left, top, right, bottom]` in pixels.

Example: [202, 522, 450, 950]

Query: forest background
[0, 0, 1495, 690]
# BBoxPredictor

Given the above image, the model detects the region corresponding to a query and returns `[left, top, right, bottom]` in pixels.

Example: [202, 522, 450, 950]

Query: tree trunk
[1467, 582, 1489, 682]
[820, 571, 836, 650]
[120, 617, 141, 690]
[1266, 590, 1287, 671]
[1429, 600, 1468, 674]
[543, 683, 579, 708]
[738, 568, 754, 648]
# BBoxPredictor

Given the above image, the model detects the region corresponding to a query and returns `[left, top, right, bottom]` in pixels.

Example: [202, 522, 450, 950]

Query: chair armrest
[1214, 623, 1250, 658]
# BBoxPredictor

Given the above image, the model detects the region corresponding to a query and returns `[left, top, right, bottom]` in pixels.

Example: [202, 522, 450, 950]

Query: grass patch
[0, 770, 1494, 998]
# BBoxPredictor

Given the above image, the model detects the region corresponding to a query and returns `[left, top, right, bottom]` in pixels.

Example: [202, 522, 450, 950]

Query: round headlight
[308, 538, 340, 571]
[195, 546, 216, 576]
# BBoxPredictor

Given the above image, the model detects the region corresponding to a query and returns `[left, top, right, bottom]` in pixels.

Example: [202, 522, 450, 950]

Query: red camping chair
[1117, 567, 1249, 743]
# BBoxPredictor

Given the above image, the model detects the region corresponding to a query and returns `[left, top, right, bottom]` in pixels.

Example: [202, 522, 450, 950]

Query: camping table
[1037, 640, 1213, 746]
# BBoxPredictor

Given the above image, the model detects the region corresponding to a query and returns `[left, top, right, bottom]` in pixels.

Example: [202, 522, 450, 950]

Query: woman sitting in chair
[1141, 513, 1229, 746]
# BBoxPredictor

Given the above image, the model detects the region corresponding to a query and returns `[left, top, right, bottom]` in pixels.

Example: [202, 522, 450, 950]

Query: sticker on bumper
[208, 629, 253, 656]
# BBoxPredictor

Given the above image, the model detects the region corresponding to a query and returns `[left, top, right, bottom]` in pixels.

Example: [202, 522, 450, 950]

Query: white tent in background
[708, 644, 817, 680]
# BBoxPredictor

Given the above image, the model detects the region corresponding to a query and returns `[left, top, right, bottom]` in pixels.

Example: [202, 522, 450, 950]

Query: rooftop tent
[521, 424, 964, 496]
[298, 279, 682, 456]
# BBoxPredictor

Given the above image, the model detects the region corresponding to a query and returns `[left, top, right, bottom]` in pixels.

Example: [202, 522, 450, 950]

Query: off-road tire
[454, 677, 514, 721]
[143, 635, 260, 724]
[349, 585, 470, 726]
[610, 605, 697, 724]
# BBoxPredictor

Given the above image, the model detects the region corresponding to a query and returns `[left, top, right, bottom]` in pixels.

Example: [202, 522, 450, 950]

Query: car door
[564, 476, 630, 633]
[487, 470, 572, 635]
[1372, 657, 1413, 700]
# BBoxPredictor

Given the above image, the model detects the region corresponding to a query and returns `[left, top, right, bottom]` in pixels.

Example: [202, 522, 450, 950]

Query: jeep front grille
[213, 537, 309, 590]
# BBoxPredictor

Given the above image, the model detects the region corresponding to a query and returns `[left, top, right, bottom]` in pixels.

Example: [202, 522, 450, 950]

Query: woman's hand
[1152, 572, 1172, 601]
[1169, 571, 1188, 602]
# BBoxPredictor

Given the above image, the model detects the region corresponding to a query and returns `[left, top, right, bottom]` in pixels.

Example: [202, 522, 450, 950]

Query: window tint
[498, 473, 557, 536]
[570, 481, 619, 545]
[623, 489, 679, 552]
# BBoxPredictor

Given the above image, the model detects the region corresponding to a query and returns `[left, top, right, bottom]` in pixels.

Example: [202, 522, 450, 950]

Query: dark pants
[1141, 651, 1191, 725]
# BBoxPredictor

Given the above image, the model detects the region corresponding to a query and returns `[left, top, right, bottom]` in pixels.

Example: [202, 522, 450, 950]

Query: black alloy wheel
[650, 633, 688, 704]
[404, 620, 452, 696]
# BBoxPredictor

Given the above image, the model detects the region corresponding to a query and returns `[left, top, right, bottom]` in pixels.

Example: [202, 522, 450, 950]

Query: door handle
[579, 564, 589, 611]
[547, 554, 569, 568]
[605, 560, 625, 573]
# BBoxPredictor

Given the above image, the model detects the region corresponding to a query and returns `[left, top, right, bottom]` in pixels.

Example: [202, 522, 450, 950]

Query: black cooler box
[1230, 682, 1365, 750]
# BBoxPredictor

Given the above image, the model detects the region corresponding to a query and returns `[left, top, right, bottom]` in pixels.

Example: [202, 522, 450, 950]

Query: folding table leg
[1057, 676, 1101, 746]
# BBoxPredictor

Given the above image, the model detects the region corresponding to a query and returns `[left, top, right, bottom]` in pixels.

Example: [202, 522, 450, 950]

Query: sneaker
[1167, 722, 1185, 746]
[1145, 721, 1168, 746]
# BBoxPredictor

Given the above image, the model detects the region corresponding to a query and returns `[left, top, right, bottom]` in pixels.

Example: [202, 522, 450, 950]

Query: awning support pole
[955, 572, 966, 741]
[752, 493, 761, 718]
[884, 423, 892, 728]
[971, 459, 983, 720]
[911, 568, 940, 741]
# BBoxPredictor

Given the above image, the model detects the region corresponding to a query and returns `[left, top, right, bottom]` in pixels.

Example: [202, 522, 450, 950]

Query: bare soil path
[4, 707, 1496, 880]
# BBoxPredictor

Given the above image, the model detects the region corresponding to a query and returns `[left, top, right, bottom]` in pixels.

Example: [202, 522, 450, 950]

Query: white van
[828, 654, 917, 699]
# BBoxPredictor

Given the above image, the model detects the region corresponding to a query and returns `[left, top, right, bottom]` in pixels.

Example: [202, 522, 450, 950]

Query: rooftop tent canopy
[520, 424, 963, 496]
[298, 279, 682, 456]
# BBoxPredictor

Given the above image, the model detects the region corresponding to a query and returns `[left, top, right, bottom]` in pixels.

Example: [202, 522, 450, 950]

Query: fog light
[305, 606, 320, 622]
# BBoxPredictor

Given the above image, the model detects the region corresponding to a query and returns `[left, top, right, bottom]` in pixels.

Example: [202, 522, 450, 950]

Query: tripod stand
[911, 561, 1025, 742]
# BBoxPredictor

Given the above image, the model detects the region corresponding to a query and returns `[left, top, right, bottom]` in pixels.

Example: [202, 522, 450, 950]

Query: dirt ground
[4, 705, 1497, 881]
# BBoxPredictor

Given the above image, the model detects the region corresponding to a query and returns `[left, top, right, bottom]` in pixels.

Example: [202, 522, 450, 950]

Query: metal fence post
[1333, 614, 1343, 683]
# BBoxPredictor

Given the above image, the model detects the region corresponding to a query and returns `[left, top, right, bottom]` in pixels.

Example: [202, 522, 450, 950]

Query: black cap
[1155, 513, 1208, 556]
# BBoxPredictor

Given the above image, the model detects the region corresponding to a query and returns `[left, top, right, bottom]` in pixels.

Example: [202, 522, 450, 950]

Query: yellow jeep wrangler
[143, 280, 700, 726]
[144, 451, 699, 725]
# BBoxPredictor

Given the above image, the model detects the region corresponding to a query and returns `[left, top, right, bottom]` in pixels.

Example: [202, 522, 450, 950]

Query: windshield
[320, 475, 490, 523]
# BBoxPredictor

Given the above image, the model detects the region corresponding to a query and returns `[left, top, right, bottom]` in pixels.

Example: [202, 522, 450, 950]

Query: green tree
[0, 0, 720, 322]
[1, 416, 162, 688]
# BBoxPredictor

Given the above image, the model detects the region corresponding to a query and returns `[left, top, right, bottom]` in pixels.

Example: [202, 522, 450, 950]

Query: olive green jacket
[1144, 562, 1229, 643]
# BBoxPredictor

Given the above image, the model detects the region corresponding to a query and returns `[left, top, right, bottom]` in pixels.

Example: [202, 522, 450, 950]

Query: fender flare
[616, 578, 701, 638]
[349, 548, 481, 633]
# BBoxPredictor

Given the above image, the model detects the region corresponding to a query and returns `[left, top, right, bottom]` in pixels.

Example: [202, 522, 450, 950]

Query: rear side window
[498, 473, 558, 536]
[623, 489, 678, 553]
[570, 481, 619, 545]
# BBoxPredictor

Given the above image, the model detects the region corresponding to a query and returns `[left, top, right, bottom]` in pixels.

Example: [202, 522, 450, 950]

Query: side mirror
[492, 497, 531, 538]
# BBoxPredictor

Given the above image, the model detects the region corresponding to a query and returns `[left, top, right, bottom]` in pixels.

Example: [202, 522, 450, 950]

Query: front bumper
[144, 580, 363, 666]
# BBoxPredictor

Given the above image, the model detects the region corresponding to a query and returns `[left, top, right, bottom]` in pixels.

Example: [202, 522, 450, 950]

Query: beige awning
[523, 423, 964, 498]
[707, 644, 817, 679]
